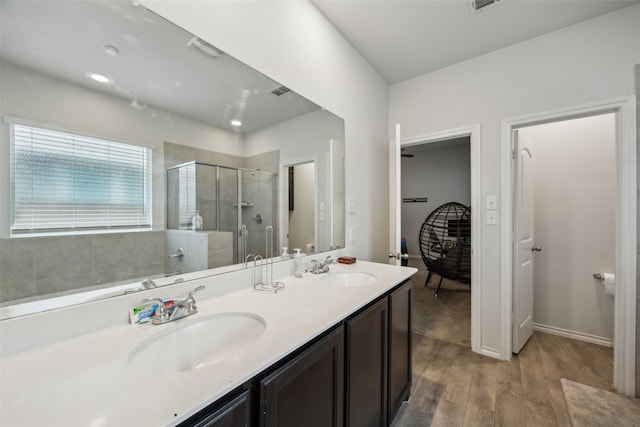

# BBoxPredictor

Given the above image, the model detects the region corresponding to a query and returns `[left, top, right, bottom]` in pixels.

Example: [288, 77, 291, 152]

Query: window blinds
[11, 124, 152, 234]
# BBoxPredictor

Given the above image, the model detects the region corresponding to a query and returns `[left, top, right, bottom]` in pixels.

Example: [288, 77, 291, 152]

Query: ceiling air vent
[470, 0, 506, 14]
[270, 85, 291, 96]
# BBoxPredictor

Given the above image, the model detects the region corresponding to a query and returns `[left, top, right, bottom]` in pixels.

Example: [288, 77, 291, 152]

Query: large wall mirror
[0, 0, 345, 318]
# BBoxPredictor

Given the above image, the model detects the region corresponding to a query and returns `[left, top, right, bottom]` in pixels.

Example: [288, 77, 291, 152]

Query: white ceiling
[1, 1, 319, 134]
[312, 0, 639, 84]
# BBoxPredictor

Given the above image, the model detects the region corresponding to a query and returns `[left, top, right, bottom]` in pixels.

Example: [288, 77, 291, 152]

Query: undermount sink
[128, 312, 266, 374]
[321, 271, 378, 287]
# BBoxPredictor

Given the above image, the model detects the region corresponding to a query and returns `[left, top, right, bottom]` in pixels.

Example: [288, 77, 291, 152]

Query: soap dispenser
[192, 210, 203, 231]
[292, 248, 304, 278]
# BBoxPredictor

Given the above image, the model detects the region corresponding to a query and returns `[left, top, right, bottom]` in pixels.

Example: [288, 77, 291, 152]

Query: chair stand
[424, 271, 444, 298]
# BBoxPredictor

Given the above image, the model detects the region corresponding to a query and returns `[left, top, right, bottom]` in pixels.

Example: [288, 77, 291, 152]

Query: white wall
[245, 109, 343, 252]
[389, 4, 640, 354]
[401, 142, 471, 261]
[520, 114, 615, 342]
[141, 0, 390, 263]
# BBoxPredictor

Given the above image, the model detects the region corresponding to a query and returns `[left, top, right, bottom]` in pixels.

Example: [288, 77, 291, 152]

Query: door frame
[500, 96, 637, 395]
[279, 156, 318, 253]
[396, 124, 482, 354]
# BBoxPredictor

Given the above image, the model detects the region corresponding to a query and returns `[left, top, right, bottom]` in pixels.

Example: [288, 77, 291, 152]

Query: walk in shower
[167, 161, 277, 269]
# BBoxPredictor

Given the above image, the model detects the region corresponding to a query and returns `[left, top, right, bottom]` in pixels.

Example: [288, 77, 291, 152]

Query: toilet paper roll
[603, 273, 615, 296]
[306, 243, 314, 253]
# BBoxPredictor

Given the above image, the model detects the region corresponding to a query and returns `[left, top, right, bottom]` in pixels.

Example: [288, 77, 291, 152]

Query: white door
[388, 124, 401, 265]
[512, 129, 538, 354]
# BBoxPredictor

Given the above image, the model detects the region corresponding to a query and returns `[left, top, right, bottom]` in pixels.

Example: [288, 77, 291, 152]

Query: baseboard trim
[479, 346, 503, 360]
[533, 323, 613, 348]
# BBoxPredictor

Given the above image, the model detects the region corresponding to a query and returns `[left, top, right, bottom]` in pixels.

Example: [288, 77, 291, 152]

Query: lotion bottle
[192, 210, 203, 231]
[292, 248, 304, 278]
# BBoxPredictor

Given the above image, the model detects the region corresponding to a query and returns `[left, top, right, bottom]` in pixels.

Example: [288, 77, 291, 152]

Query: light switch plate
[319, 211, 326, 221]
[486, 195, 497, 210]
[319, 201, 325, 212]
[347, 198, 357, 214]
[486, 210, 497, 225]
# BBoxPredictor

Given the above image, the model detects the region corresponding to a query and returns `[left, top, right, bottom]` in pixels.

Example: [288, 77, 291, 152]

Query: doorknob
[531, 245, 542, 252]
[388, 252, 410, 259]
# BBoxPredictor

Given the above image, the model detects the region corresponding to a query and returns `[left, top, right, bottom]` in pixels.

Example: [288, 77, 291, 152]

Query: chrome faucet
[124, 278, 158, 295]
[309, 256, 337, 274]
[144, 286, 205, 325]
[168, 248, 185, 260]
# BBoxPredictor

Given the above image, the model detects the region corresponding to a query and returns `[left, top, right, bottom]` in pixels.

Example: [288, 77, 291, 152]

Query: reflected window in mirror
[10, 122, 152, 236]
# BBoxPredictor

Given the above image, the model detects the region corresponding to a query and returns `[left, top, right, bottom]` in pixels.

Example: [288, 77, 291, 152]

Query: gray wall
[400, 141, 471, 262]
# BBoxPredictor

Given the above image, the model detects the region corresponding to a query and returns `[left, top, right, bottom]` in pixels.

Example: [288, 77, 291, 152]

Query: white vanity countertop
[0, 261, 416, 427]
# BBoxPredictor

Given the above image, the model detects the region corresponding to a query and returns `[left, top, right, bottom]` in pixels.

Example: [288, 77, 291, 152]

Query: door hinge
[512, 149, 517, 160]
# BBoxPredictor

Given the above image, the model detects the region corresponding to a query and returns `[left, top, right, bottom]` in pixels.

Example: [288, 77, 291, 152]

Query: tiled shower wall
[165, 230, 233, 273]
[0, 231, 165, 302]
[243, 151, 279, 257]
[164, 142, 280, 262]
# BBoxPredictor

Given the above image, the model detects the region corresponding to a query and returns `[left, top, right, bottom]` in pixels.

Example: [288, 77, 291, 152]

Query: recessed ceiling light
[104, 45, 119, 57]
[231, 119, 242, 127]
[89, 73, 110, 84]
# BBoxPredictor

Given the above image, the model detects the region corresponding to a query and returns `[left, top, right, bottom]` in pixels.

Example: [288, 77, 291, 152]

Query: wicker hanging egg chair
[418, 202, 471, 297]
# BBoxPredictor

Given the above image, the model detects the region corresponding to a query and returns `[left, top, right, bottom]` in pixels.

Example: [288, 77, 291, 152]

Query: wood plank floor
[391, 269, 613, 427]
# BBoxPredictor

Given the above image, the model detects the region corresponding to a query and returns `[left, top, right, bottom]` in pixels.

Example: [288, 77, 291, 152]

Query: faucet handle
[187, 285, 205, 300]
[184, 286, 205, 312]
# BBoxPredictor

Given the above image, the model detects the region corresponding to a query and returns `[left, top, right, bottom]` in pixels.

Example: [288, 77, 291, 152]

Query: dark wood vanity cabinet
[345, 297, 388, 427]
[387, 280, 412, 422]
[259, 326, 344, 427]
[178, 389, 251, 427]
[344, 279, 412, 427]
[179, 278, 412, 427]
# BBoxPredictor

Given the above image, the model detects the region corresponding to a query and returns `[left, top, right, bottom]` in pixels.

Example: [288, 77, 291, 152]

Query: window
[10, 123, 152, 235]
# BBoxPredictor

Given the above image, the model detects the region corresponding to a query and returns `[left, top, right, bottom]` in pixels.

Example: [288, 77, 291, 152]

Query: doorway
[501, 97, 637, 395]
[401, 137, 472, 347]
[511, 113, 616, 355]
[391, 124, 482, 354]
[281, 160, 317, 254]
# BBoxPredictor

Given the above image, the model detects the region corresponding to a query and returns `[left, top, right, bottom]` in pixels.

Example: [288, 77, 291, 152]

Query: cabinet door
[260, 326, 344, 427]
[388, 279, 412, 423]
[346, 297, 388, 427]
[179, 389, 251, 427]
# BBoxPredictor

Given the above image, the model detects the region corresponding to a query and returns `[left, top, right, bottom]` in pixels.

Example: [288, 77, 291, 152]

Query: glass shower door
[217, 166, 240, 263]
[241, 169, 276, 260]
